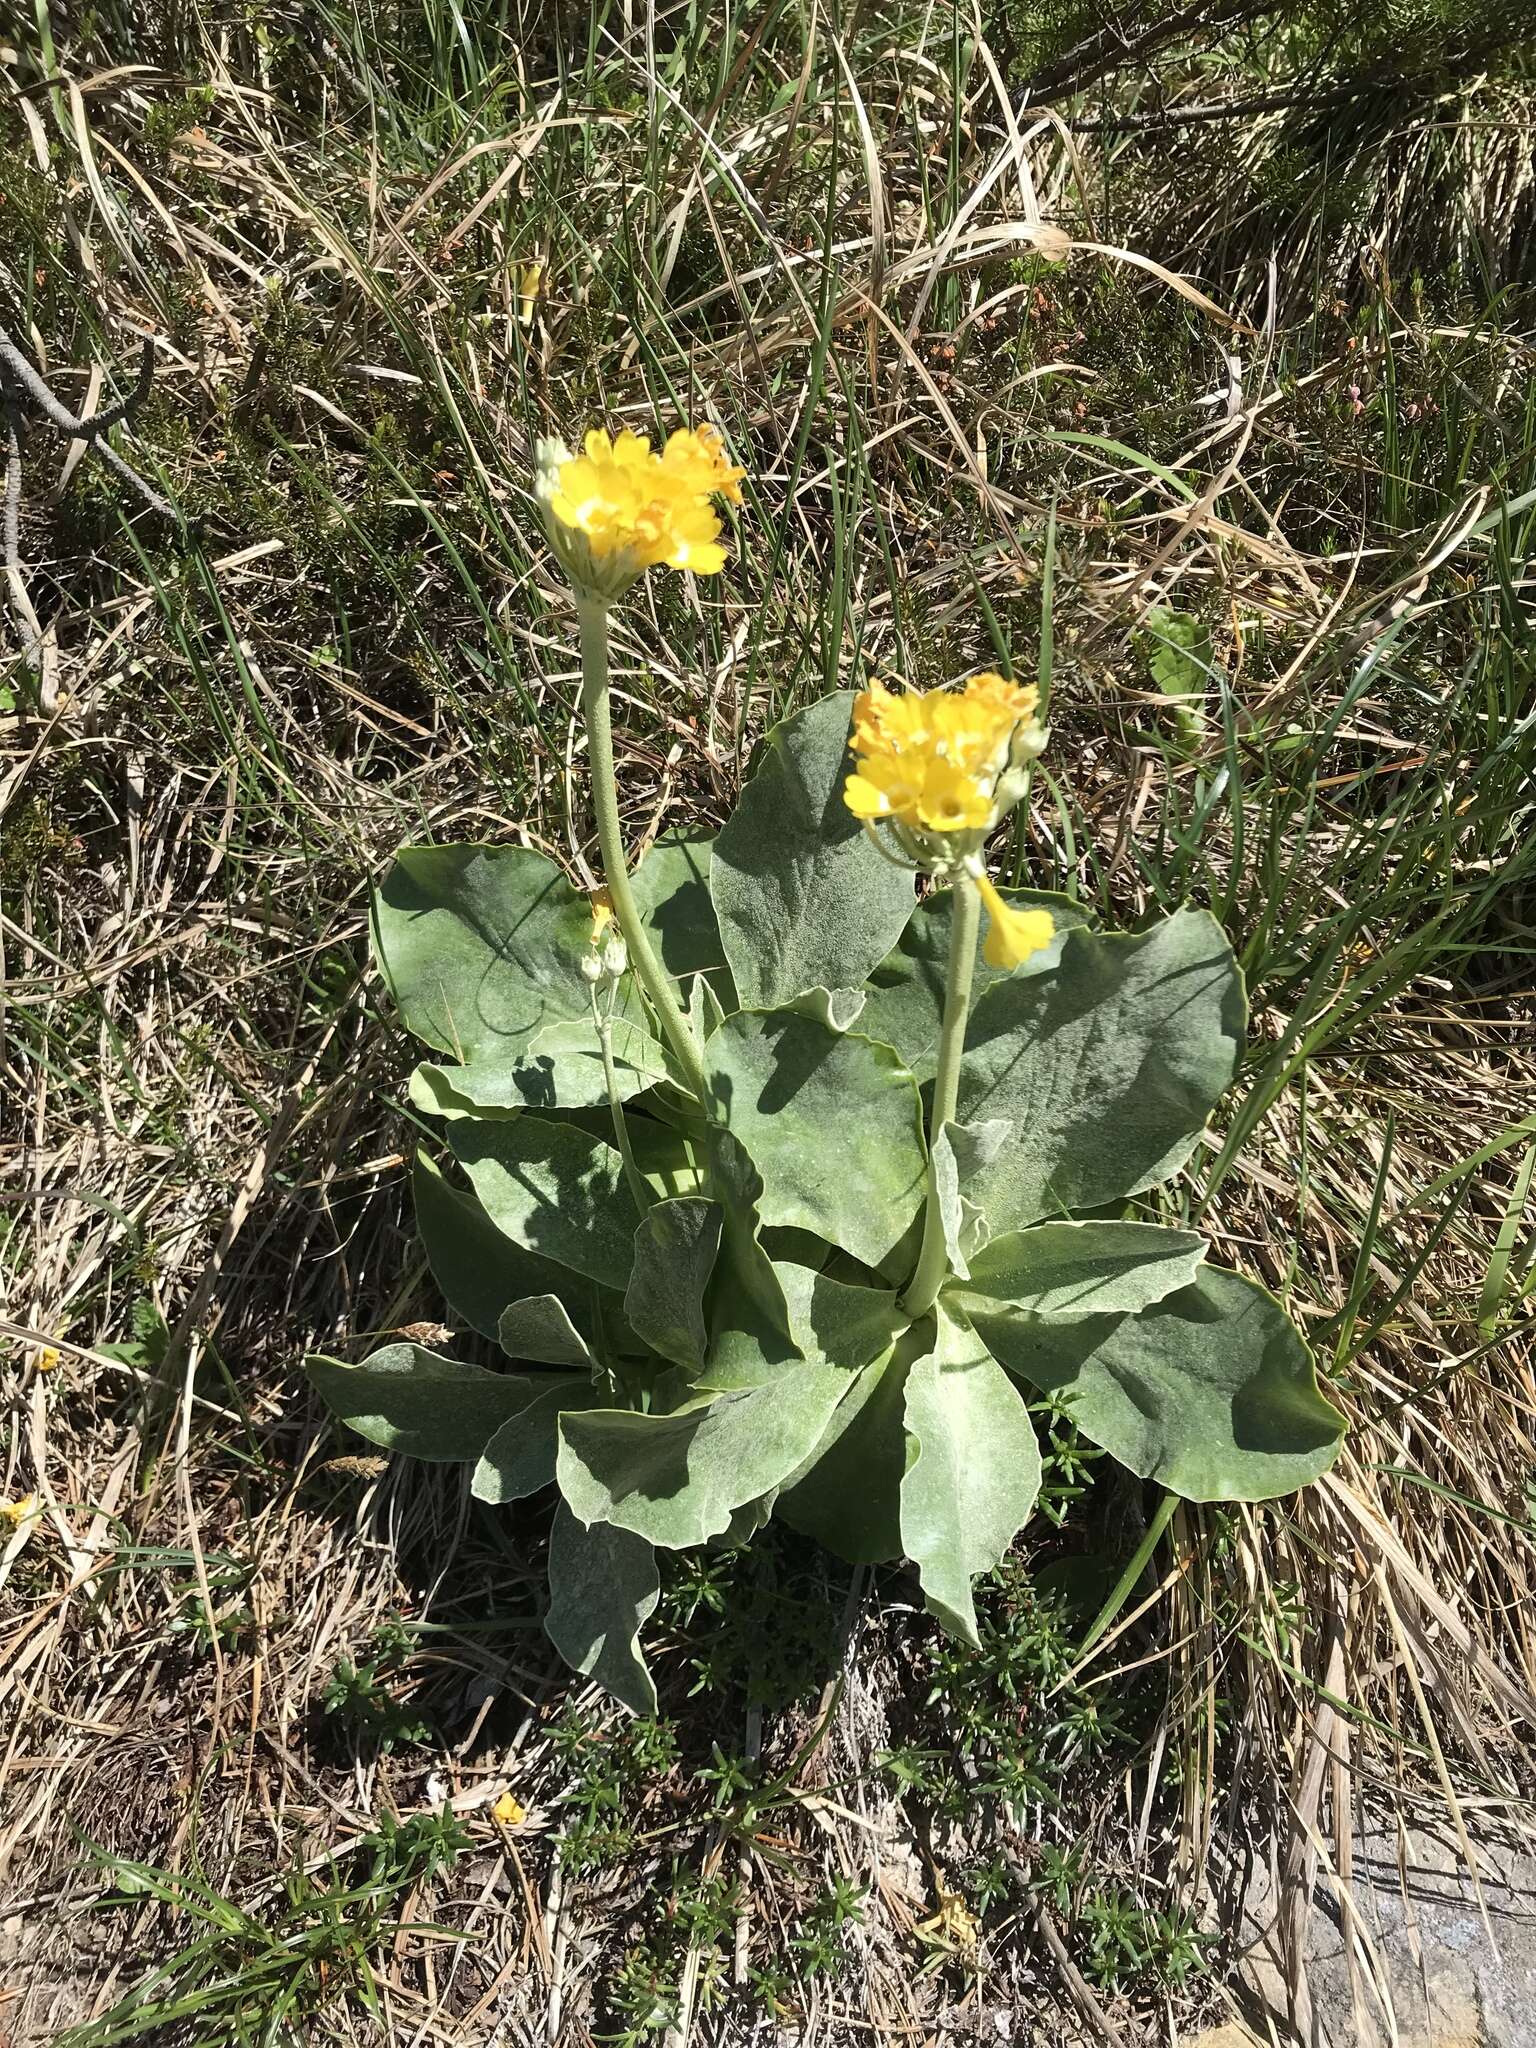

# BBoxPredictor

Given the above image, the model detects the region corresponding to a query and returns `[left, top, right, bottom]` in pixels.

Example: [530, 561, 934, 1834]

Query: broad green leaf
[705, 1009, 926, 1269]
[414, 1152, 591, 1340]
[373, 845, 592, 1062]
[473, 1376, 602, 1503]
[930, 1120, 1012, 1281]
[958, 908, 1245, 1229]
[701, 1130, 798, 1387]
[556, 1360, 853, 1549]
[409, 1063, 520, 1121]
[545, 1503, 659, 1715]
[1140, 606, 1211, 749]
[411, 1017, 669, 1117]
[901, 1309, 1043, 1645]
[859, 886, 1090, 1080]
[775, 1263, 907, 1372]
[711, 692, 915, 1008]
[715, 1493, 777, 1546]
[761, 1226, 831, 1271]
[624, 1197, 723, 1369]
[969, 1265, 1346, 1502]
[688, 969, 728, 1051]
[957, 1221, 1206, 1317]
[450, 1115, 640, 1289]
[700, 1258, 904, 1397]
[558, 1107, 703, 1202]
[498, 1295, 596, 1368]
[628, 832, 735, 1000]
[777, 1350, 912, 1563]
[306, 1343, 542, 1462]
[781, 986, 867, 1032]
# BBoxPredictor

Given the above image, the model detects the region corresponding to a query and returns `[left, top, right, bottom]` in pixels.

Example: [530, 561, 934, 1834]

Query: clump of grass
[57, 1811, 472, 2048]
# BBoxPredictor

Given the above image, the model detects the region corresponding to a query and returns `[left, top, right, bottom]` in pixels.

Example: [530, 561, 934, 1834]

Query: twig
[1015, 1886, 1132, 2048]
[2, 362, 45, 666]
[0, 323, 179, 541]
[0, 329, 156, 444]
[1067, 80, 1380, 134]
[0, 323, 179, 687]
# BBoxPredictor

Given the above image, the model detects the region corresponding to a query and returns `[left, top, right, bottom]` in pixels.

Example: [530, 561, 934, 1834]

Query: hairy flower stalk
[538, 425, 745, 1105]
[576, 598, 711, 1103]
[842, 671, 1054, 1313]
[901, 870, 982, 1318]
[582, 889, 650, 1211]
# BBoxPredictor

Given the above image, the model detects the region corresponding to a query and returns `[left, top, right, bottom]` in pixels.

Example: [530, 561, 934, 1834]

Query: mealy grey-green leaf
[450, 1115, 640, 1290]
[414, 1152, 593, 1341]
[498, 1295, 597, 1368]
[701, 1129, 799, 1388]
[556, 1360, 854, 1549]
[624, 1197, 723, 1369]
[473, 1377, 602, 1503]
[900, 1309, 1043, 1646]
[411, 1017, 669, 1116]
[958, 907, 1245, 1230]
[774, 1262, 906, 1374]
[969, 1264, 1345, 1502]
[545, 1503, 660, 1716]
[858, 886, 1089, 1079]
[776, 1351, 912, 1564]
[929, 1119, 1012, 1281]
[956, 1220, 1206, 1317]
[628, 832, 736, 1001]
[704, 1008, 926, 1268]
[373, 844, 593, 1061]
[306, 1343, 545, 1463]
[711, 692, 915, 1008]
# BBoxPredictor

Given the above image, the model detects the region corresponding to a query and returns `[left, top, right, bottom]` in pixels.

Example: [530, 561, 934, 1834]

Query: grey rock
[1240, 1822, 1536, 2047]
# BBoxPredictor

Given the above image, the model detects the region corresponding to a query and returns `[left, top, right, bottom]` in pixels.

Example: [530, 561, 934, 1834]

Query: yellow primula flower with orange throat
[537, 424, 746, 603]
[844, 671, 1053, 969]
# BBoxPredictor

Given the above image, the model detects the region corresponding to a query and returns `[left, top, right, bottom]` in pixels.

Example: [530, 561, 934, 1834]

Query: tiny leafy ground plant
[307, 423, 1346, 1712]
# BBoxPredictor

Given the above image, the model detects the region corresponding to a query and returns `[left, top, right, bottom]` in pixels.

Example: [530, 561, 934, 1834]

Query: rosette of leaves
[308, 692, 1345, 1711]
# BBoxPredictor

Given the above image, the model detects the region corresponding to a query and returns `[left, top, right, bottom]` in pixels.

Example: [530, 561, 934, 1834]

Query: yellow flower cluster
[538, 425, 745, 599]
[843, 673, 1053, 969]
[845, 673, 1039, 833]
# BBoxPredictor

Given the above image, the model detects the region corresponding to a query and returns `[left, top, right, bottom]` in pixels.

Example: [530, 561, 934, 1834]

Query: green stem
[595, 994, 650, 1213]
[576, 597, 711, 1106]
[901, 874, 982, 1319]
[1076, 1491, 1179, 1662]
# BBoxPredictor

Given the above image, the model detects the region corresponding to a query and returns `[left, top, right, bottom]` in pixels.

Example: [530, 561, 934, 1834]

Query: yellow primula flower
[973, 871, 1056, 970]
[658, 423, 746, 506]
[492, 1789, 526, 1826]
[1, 1493, 38, 1530]
[844, 750, 993, 834]
[588, 886, 616, 945]
[581, 884, 628, 988]
[844, 672, 1045, 840]
[536, 423, 745, 603]
[844, 670, 1052, 970]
